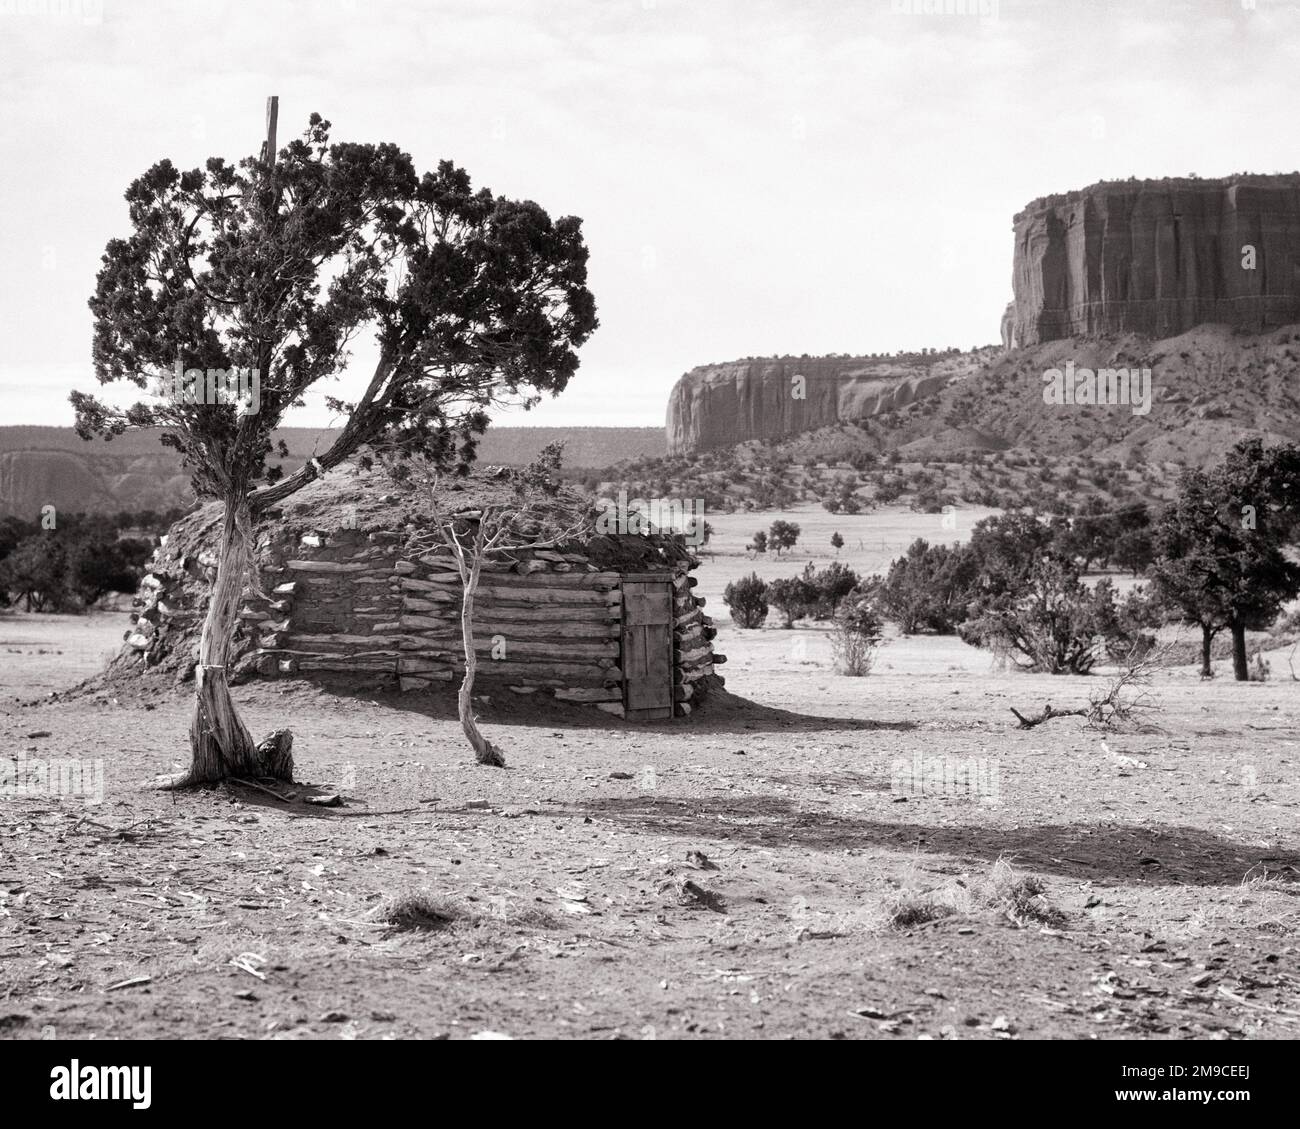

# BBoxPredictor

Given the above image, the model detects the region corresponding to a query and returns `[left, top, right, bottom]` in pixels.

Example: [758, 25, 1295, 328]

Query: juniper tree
[1150, 441, 1300, 680]
[768, 520, 800, 555]
[75, 113, 596, 785]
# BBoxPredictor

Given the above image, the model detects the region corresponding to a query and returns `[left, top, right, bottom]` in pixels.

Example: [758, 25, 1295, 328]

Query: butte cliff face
[665, 354, 975, 455]
[1009, 174, 1300, 346]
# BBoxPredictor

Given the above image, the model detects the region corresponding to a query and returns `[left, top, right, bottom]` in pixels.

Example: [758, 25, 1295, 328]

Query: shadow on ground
[362, 684, 915, 735]
[560, 794, 1300, 888]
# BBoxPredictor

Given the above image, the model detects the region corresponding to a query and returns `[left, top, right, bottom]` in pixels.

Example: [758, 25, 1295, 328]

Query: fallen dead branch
[1010, 638, 1178, 731]
[1083, 638, 1176, 730]
[1009, 703, 1086, 729]
[229, 777, 294, 803]
[68, 815, 170, 841]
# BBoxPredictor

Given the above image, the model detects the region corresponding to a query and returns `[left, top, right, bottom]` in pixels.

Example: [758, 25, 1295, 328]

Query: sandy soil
[1, 599, 1298, 1042]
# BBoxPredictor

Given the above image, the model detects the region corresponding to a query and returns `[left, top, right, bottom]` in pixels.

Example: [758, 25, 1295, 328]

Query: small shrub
[807, 560, 861, 619]
[767, 574, 813, 628]
[723, 572, 769, 629]
[832, 594, 883, 676]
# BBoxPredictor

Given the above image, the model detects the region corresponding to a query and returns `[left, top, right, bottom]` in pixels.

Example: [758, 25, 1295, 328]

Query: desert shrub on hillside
[910, 483, 954, 513]
[724, 572, 769, 629]
[874, 475, 907, 504]
[825, 480, 866, 513]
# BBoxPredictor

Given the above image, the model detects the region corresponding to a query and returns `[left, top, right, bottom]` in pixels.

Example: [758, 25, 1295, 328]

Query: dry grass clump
[376, 890, 560, 936]
[378, 892, 468, 933]
[503, 906, 561, 930]
[885, 885, 964, 929]
[887, 898, 953, 929]
[986, 861, 1069, 928]
[886, 857, 1067, 931]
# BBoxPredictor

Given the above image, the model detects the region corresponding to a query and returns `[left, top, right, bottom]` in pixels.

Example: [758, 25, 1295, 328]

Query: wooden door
[622, 580, 674, 720]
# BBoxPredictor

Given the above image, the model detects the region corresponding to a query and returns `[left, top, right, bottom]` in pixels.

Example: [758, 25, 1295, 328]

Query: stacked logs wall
[126, 527, 723, 717]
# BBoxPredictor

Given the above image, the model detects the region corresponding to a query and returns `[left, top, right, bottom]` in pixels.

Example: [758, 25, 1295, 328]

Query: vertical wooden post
[261, 95, 279, 164]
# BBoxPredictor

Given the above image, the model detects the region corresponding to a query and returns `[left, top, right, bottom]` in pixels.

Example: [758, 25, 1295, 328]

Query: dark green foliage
[1113, 526, 1155, 576]
[0, 536, 68, 611]
[765, 561, 861, 627]
[767, 573, 814, 628]
[76, 112, 597, 507]
[0, 512, 159, 611]
[73, 110, 597, 781]
[874, 538, 974, 634]
[806, 560, 861, 618]
[1053, 501, 1151, 572]
[831, 592, 885, 676]
[723, 572, 769, 629]
[874, 474, 907, 504]
[1149, 439, 1300, 680]
[768, 520, 800, 555]
[959, 558, 1126, 674]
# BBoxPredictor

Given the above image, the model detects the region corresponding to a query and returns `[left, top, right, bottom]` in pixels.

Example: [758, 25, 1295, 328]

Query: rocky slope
[665, 352, 981, 455]
[884, 323, 1300, 467]
[1009, 174, 1300, 345]
[624, 324, 1300, 517]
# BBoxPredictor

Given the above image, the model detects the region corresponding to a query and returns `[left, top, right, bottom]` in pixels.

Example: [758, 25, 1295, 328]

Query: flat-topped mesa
[1009, 173, 1300, 346]
[665, 352, 974, 455]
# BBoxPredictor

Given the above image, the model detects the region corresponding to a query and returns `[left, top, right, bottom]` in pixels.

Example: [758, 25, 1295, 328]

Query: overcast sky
[1, 0, 1296, 431]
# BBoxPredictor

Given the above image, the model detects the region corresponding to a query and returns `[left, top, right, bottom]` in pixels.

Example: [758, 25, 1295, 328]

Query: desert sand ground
[0, 509, 1297, 1041]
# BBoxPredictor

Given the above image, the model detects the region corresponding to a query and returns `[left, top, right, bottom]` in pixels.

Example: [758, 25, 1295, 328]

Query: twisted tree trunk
[450, 527, 505, 767]
[171, 496, 293, 787]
